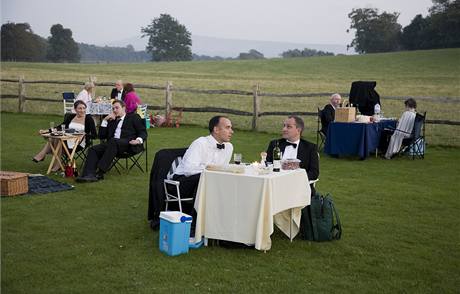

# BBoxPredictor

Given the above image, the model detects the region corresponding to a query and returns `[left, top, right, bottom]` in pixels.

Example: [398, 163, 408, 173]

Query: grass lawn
[2, 48, 460, 146]
[1, 112, 460, 293]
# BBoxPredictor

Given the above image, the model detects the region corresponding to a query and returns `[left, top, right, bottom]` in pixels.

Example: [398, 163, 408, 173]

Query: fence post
[252, 83, 260, 131]
[18, 75, 26, 113]
[165, 81, 173, 117]
[89, 76, 97, 98]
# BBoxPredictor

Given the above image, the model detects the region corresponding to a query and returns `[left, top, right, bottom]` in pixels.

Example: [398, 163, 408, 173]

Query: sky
[2, 0, 433, 48]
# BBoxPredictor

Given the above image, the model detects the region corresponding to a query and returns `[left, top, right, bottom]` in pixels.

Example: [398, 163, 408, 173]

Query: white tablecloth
[88, 102, 112, 115]
[193, 168, 311, 251]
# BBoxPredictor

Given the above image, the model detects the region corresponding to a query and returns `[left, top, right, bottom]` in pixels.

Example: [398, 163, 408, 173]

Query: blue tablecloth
[324, 120, 397, 158]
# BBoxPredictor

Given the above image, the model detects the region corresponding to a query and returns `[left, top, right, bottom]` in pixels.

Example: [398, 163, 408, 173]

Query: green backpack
[300, 193, 342, 241]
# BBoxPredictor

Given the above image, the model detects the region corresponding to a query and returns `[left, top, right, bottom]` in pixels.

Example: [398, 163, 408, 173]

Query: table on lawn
[193, 167, 311, 251]
[41, 132, 85, 174]
[324, 119, 397, 159]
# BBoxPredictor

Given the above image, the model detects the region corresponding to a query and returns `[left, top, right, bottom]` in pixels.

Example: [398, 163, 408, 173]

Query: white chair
[163, 156, 194, 212]
[62, 92, 75, 114]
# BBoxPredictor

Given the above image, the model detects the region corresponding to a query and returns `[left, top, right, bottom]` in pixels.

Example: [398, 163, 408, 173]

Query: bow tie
[285, 141, 297, 148]
[216, 143, 225, 149]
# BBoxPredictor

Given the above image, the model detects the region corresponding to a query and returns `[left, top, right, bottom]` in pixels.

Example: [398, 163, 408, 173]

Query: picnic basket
[0, 171, 28, 196]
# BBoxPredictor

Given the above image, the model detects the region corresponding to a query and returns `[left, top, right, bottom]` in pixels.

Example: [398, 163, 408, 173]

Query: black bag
[300, 193, 342, 241]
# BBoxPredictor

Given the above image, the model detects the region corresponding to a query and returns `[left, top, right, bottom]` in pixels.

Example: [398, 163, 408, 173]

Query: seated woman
[76, 82, 94, 106]
[123, 83, 141, 114]
[383, 98, 417, 159]
[32, 101, 97, 171]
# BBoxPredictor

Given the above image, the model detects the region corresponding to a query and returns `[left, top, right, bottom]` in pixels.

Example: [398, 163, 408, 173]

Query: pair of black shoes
[76, 171, 104, 183]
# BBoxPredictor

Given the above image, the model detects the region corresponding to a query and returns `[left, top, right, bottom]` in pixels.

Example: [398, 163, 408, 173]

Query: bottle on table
[72, 161, 79, 177]
[273, 141, 281, 172]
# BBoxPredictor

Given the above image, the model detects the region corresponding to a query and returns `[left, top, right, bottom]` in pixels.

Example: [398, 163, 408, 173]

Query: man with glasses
[77, 100, 147, 182]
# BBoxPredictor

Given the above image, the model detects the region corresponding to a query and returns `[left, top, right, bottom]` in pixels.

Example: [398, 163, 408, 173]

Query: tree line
[2, 0, 458, 63]
[347, 0, 460, 53]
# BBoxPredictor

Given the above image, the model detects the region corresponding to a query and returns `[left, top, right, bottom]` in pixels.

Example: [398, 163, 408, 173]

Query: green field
[1, 112, 460, 293]
[1, 48, 460, 146]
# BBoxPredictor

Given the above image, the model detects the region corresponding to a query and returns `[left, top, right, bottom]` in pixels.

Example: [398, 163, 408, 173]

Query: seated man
[77, 100, 147, 182]
[172, 116, 234, 215]
[110, 80, 126, 101]
[266, 116, 319, 195]
[321, 93, 341, 135]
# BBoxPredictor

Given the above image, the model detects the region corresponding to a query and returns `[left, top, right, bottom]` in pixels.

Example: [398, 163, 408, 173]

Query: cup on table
[234, 153, 242, 165]
[61, 124, 66, 133]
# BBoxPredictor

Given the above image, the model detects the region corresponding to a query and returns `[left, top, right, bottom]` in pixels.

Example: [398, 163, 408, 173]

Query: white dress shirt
[174, 135, 233, 177]
[282, 139, 300, 160]
[117, 89, 123, 100]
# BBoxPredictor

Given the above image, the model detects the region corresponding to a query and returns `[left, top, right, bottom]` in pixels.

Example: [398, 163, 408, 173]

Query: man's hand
[105, 112, 117, 121]
[129, 139, 141, 145]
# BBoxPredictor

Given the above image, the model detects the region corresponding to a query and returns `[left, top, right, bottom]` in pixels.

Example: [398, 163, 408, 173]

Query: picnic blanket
[27, 175, 74, 194]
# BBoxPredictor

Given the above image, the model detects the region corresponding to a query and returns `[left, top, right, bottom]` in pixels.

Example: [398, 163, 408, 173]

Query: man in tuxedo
[77, 100, 147, 182]
[110, 80, 126, 101]
[266, 116, 319, 194]
[321, 93, 341, 135]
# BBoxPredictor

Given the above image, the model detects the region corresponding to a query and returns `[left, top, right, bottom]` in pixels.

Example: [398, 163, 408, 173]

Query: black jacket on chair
[99, 113, 147, 154]
[148, 148, 188, 225]
[266, 138, 319, 182]
[110, 88, 126, 101]
[349, 81, 381, 116]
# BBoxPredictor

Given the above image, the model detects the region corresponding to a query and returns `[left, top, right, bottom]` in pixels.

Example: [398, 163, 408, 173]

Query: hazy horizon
[2, 0, 432, 51]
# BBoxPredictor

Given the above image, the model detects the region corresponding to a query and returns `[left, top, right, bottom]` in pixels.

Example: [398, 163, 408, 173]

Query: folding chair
[148, 148, 188, 230]
[109, 139, 148, 174]
[162, 155, 194, 212]
[62, 92, 75, 114]
[398, 112, 426, 159]
[316, 108, 326, 152]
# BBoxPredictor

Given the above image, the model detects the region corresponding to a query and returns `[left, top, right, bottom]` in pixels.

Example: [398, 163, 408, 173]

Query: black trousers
[81, 138, 130, 176]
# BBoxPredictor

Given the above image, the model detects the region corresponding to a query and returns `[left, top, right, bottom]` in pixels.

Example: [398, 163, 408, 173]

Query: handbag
[300, 192, 342, 241]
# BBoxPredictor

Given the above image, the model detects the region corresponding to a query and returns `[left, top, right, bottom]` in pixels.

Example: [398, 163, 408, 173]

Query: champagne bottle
[72, 161, 78, 177]
[273, 141, 281, 172]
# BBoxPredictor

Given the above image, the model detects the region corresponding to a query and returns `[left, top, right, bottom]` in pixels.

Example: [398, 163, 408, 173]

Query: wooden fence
[1, 77, 460, 130]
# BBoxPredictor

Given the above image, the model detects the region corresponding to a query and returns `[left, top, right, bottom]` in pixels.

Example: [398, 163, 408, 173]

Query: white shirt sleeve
[180, 138, 207, 177]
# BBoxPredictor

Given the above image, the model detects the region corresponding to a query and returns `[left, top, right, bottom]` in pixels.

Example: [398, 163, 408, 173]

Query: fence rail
[1, 77, 460, 129]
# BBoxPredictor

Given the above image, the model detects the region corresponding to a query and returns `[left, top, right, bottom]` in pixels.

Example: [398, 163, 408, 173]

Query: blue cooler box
[159, 211, 192, 256]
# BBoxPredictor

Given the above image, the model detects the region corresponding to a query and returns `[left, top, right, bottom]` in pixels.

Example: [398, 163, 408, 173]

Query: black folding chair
[398, 112, 426, 159]
[109, 139, 148, 174]
[316, 108, 326, 152]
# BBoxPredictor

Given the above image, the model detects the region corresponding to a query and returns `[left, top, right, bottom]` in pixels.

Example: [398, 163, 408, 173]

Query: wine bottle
[273, 141, 281, 172]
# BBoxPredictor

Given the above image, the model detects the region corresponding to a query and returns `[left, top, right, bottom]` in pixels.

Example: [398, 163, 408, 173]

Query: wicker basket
[0, 171, 29, 196]
[335, 107, 356, 122]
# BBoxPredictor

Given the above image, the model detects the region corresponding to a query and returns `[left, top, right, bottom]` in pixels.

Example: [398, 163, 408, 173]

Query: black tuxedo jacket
[110, 88, 126, 101]
[321, 104, 335, 135]
[99, 113, 147, 153]
[266, 138, 319, 181]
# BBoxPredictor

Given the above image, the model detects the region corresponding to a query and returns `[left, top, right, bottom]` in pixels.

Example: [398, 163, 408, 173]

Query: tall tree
[47, 24, 80, 62]
[1, 22, 47, 62]
[141, 14, 192, 62]
[347, 8, 402, 53]
[402, 0, 460, 50]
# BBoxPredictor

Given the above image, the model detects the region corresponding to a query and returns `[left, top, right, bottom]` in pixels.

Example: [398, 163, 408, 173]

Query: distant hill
[106, 34, 352, 58]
